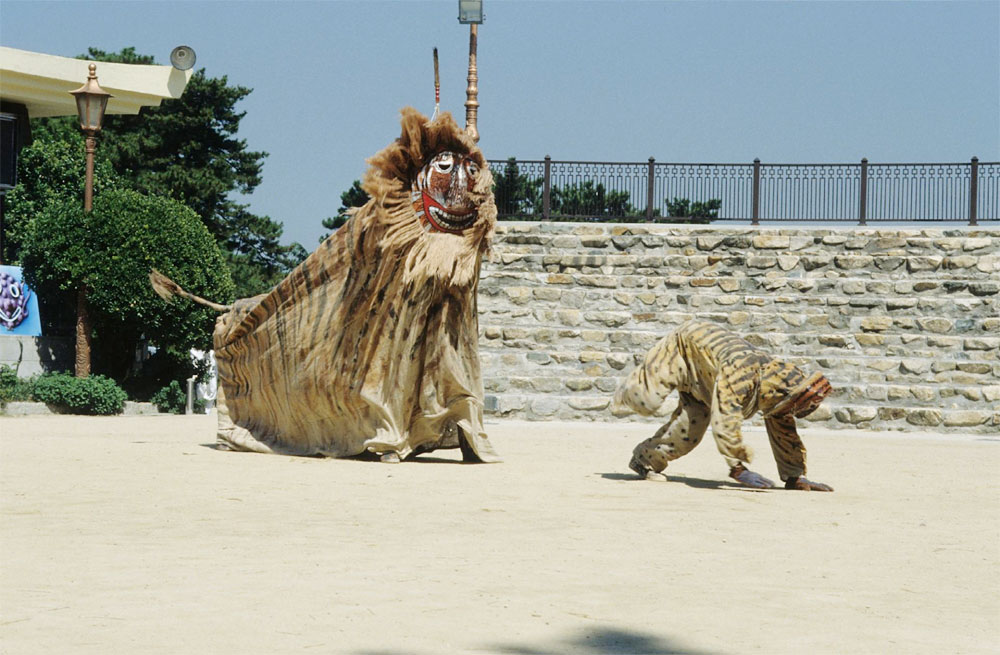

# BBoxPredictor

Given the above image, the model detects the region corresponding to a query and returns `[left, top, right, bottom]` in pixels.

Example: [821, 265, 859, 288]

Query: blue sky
[3, 0, 998, 247]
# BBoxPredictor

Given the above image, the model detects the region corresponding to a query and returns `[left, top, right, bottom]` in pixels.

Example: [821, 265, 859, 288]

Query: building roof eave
[0, 46, 193, 118]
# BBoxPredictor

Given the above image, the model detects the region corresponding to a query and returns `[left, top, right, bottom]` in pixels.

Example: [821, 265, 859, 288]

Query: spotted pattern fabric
[614, 321, 833, 481]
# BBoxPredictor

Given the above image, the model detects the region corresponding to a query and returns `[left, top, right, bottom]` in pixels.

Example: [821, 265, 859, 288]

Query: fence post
[751, 158, 761, 225]
[646, 157, 655, 221]
[859, 158, 868, 226]
[969, 156, 979, 226]
[543, 155, 551, 221]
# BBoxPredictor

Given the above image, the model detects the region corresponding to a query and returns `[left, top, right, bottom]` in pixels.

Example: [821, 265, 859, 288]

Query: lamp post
[458, 0, 483, 143]
[69, 63, 111, 377]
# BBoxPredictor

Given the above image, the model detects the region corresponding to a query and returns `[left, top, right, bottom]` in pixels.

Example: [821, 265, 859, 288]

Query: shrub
[20, 188, 235, 382]
[32, 372, 127, 415]
[151, 379, 205, 414]
[0, 365, 36, 406]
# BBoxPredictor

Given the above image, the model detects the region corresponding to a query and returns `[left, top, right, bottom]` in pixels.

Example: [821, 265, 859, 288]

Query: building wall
[0, 335, 73, 377]
[478, 222, 1000, 433]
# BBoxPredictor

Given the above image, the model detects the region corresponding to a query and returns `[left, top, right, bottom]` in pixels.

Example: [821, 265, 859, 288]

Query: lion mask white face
[411, 150, 481, 233]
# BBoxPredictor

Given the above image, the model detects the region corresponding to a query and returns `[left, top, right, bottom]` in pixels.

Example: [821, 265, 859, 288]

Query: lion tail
[150, 269, 232, 312]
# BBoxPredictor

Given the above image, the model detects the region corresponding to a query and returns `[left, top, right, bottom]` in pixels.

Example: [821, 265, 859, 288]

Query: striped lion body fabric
[614, 321, 832, 483]
[204, 108, 499, 461]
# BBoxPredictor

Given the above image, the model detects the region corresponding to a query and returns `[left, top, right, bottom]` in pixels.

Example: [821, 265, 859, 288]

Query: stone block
[557, 309, 583, 326]
[835, 255, 873, 270]
[860, 317, 893, 332]
[752, 235, 789, 249]
[900, 359, 931, 374]
[942, 411, 988, 427]
[916, 317, 954, 334]
[877, 407, 907, 421]
[963, 237, 992, 251]
[747, 256, 777, 269]
[697, 236, 726, 250]
[943, 255, 978, 269]
[533, 287, 563, 301]
[886, 385, 909, 401]
[727, 311, 750, 326]
[530, 397, 561, 416]
[568, 397, 610, 411]
[503, 287, 533, 304]
[606, 353, 631, 370]
[526, 352, 552, 365]
[801, 404, 832, 421]
[856, 334, 885, 347]
[802, 255, 832, 270]
[907, 256, 943, 272]
[964, 337, 1000, 351]
[834, 407, 878, 424]
[781, 313, 806, 327]
[969, 282, 1000, 296]
[886, 299, 917, 311]
[565, 379, 594, 392]
[905, 409, 942, 426]
[595, 377, 620, 392]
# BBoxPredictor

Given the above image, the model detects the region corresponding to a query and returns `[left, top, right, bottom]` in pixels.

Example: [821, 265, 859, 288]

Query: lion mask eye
[432, 152, 454, 174]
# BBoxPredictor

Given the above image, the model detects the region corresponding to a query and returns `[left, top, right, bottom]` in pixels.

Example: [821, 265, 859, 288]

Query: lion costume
[153, 108, 499, 462]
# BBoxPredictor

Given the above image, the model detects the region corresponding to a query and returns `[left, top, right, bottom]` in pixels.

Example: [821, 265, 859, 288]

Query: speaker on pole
[169, 46, 197, 71]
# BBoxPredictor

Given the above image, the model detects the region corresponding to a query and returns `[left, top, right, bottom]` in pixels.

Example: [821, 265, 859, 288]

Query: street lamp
[70, 63, 111, 212]
[68, 63, 111, 377]
[458, 0, 483, 142]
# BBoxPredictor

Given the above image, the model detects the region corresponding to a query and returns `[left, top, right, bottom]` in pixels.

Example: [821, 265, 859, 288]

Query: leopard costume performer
[614, 321, 834, 490]
[151, 108, 499, 463]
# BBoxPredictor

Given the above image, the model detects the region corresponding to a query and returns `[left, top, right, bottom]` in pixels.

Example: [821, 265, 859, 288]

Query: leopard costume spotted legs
[613, 321, 834, 491]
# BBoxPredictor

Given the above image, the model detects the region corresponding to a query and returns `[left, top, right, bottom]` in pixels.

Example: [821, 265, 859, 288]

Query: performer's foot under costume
[615, 321, 833, 490]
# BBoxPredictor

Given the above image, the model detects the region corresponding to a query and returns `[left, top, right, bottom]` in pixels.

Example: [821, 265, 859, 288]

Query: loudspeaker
[169, 46, 197, 71]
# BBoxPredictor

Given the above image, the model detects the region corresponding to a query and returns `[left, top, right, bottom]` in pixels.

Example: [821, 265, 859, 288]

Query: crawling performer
[613, 321, 834, 491]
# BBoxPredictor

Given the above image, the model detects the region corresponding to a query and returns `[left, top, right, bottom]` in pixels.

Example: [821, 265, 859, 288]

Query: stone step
[483, 393, 998, 434]
[486, 249, 1000, 281]
[483, 368, 999, 403]
[479, 321, 1000, 354]
[480, 305, 1000, 335]
[493, 224, 999, 257]
[479, 345, 999, 386]
[481, 267, 1000, 296]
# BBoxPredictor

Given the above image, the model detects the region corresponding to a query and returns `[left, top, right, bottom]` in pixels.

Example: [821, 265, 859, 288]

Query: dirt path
[1, 414, 997, 654]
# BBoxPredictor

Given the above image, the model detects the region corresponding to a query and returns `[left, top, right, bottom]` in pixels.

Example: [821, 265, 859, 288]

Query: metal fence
[488, 157, 998, 225]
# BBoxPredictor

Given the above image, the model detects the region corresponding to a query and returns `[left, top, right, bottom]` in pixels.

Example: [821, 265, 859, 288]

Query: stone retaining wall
[478, 222, 1000, 433]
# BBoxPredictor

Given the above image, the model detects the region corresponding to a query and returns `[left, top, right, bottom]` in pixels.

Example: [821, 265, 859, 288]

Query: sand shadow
[600, 471, 753, 490]
[354, 625, 724, 655]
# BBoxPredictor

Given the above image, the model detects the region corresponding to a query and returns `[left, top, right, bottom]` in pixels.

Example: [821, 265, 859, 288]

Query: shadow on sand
[354, 626, 725, 655]
[600, 471, 752, 490]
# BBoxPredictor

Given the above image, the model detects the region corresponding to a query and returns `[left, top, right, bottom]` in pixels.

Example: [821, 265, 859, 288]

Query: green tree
[2, 137, 121, 263]
[665, 197, 722, 224]
[20, 188, 235, 384]
[24, 47, 307, 296]
[493, 158, 543, 219]
[550, 180, 639, 219]
[320, 180, 369, 240]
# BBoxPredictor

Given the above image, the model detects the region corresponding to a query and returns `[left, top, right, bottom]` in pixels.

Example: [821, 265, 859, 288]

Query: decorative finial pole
[465, 23, 479, 142]
[432, 47, 441, 120]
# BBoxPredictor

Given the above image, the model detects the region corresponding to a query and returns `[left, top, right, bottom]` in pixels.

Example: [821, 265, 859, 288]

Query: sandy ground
[0, 414, 997, 655]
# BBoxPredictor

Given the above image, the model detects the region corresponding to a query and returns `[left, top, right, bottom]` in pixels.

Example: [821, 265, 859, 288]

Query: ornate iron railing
[487, 157, 998, 225]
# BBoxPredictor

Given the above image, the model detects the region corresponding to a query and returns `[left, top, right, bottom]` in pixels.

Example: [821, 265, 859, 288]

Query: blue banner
[0, 265, 42, 337]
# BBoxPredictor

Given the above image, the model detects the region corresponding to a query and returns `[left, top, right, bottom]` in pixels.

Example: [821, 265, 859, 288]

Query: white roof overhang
[0, 46, 192, 118]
